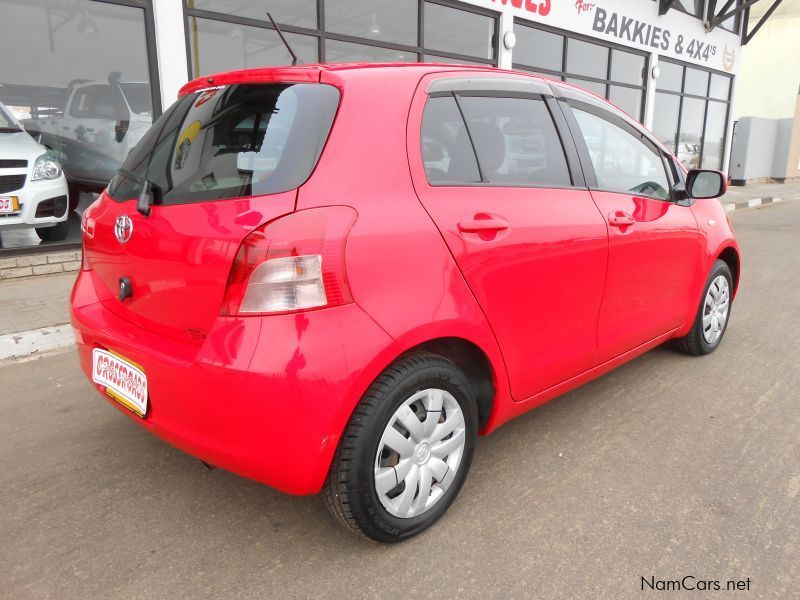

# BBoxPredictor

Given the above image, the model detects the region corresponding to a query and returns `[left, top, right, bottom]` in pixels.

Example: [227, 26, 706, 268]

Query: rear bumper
[70, 269, 393, 495]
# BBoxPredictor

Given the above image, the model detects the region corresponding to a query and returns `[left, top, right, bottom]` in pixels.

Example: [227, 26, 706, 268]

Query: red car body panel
[590, 190, 702, 363]
[406, 73, 609, 399]
[71, 63, 739, 495]
[83, 190, 296, 345]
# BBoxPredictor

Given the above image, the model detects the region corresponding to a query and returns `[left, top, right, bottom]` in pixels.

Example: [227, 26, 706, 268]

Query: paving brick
[0, 257, 17, 270]
[15, 255, 48, 267]
[32, 263, 63, 276]
[1, 266, 33, 279]
[46, 251, 79, 264]
[62, 261, 81, 272]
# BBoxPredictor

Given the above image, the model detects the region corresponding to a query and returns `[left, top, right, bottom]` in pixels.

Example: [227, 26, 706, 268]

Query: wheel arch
[401, 336, 496, 429]
[716, 245, 740, 296]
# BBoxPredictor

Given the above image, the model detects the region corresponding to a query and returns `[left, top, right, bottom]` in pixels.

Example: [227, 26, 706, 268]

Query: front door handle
[608, 211, 635, 227]
[458, 216, 510, 233]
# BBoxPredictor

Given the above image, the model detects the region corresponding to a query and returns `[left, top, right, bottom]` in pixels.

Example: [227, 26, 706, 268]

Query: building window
[187, 17, 319, 76]
[184, 0, 499, 79]
[512, 20, 648, 121]
[652, 59, 733, 171]
[0, 0, 159, 252]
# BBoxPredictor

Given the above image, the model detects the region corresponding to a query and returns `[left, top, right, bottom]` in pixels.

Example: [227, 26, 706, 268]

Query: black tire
[673, 259, 733, 356]
[35, 218, 70, 242]
[68, 182, 81, 212]
[324, 351, 478, 543]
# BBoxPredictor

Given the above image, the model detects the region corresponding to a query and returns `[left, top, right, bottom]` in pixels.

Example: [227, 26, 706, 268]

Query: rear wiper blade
[117, 168, 160, 217]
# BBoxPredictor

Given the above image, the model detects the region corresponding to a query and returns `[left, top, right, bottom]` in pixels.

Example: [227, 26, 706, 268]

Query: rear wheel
[324, 351, 477, 542]
[673, 259, 733, 355]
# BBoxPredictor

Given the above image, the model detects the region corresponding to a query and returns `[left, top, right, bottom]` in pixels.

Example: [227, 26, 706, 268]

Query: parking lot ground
[1, 200, 798, 600]
[0, 271, 73, 336]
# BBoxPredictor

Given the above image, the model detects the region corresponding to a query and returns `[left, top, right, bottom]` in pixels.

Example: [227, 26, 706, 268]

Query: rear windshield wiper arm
[117, 167, 160, 217]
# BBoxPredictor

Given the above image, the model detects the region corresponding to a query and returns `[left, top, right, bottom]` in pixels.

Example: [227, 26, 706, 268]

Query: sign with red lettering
[92, 348, 148, 416]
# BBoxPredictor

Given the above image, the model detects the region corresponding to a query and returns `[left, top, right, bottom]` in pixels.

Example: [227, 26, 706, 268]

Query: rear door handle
[607, 211, 635, 227]
[458, 217, 510, 233]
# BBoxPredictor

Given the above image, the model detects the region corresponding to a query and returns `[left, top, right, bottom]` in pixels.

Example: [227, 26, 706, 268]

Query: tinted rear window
[107, 83, 340, 204]
[459, 96, 571, 187]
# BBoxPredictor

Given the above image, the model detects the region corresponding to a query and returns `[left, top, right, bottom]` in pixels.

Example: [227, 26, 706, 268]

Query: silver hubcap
[703, 275, 730, 345]
[374, 388, 466, 519]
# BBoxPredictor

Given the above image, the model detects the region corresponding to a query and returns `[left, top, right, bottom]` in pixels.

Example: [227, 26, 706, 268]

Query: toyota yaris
[72, 64, 739, 542]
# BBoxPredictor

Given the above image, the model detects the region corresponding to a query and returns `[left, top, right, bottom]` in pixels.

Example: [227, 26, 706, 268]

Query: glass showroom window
[652, 59, 732, 171]
[184, 0, 498, 78]
[512, 21, 648, 121]
[0, 0, 158, 252]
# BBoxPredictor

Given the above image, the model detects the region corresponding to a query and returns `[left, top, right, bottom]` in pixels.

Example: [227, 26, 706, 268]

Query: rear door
[409, 74, 609, 401]
[84, 82, 340, 344]
[557, 88, 701, 362]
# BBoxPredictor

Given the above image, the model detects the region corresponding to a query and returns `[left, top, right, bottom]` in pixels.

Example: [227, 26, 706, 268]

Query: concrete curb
[723, 197, 782, 213]
[0, 324, 75, 364]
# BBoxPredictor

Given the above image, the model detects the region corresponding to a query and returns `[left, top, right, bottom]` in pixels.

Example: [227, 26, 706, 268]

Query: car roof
[177, 62, 675, 161]
[179, 62, 542, 95]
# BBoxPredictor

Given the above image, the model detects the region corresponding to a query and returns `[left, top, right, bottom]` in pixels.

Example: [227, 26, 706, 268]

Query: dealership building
[0, 0, 778, 253]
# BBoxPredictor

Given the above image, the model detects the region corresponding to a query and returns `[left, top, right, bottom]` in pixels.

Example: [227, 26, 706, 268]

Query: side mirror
[686, 169, 726, 200]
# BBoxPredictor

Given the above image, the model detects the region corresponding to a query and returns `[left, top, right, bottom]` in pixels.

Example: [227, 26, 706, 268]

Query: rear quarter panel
[297, 67, 514, 433]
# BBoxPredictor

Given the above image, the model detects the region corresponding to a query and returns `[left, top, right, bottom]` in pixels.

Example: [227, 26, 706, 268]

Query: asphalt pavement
[1, 200, 798, 599]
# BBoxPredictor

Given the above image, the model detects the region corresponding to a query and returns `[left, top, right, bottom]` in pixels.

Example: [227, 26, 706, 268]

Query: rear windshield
[107, 83, 340, 204]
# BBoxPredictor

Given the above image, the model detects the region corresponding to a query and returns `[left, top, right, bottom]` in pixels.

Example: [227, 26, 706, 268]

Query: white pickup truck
[23, 73, 152, 207]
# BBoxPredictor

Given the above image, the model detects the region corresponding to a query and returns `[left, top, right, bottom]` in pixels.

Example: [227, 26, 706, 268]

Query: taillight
[80, 211, 92, 271]
[221, 206, 357, 316]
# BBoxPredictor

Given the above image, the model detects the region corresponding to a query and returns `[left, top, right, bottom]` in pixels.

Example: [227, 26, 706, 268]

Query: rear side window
[459, 96, 571, 187]
[108, 83, 340, 204]
[421, 95, 481, 185]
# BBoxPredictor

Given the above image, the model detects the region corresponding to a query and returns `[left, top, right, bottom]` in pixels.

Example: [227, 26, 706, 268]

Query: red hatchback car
[72, 63, 739, 542]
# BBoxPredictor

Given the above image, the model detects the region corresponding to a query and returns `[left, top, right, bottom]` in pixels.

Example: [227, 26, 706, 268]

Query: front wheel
[673, 259, 733, 355]
[324, 352, 477, 542]
[35, 219, 70, 242]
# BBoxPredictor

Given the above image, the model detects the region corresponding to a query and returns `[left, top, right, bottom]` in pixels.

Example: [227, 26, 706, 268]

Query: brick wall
[0, 251, 81, 280]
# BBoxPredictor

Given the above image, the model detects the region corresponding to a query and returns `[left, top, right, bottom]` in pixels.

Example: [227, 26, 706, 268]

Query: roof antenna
[267, 12, 299, 66]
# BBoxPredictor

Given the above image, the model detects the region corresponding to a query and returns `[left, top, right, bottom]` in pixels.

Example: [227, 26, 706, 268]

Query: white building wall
[152, 0, 190, 107]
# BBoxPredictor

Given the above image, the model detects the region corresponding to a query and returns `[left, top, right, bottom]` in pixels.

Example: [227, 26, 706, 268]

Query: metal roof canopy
[657, 0, 785, 45]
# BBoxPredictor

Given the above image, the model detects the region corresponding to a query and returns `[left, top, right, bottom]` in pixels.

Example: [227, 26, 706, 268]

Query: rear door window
[459, 96, 571, 187]
[107, 83, 340, 204]
[420, 93, 571, 188]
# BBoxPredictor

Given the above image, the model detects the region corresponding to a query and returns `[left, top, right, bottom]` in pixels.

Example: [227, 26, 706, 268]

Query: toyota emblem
[114, 214, 133, 244]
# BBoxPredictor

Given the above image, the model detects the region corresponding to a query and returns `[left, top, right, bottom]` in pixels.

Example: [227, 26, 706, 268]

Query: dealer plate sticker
[92, 348, 148, 417]
[0, 196, 19, 214]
